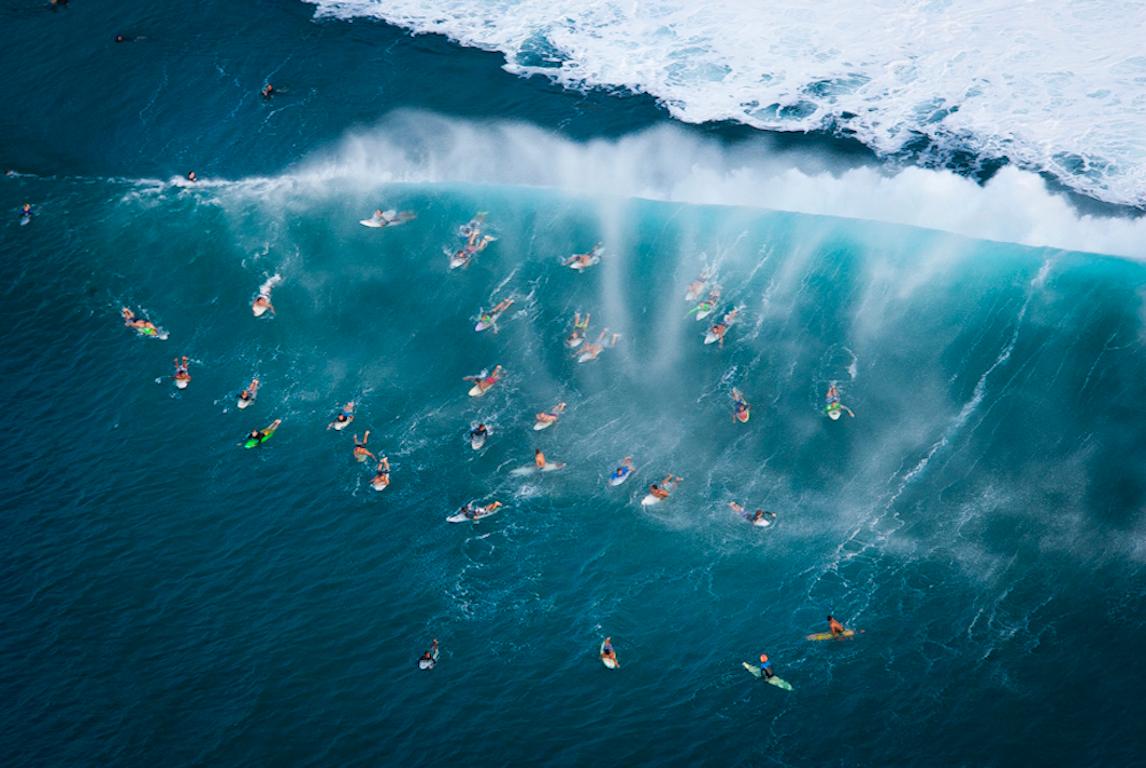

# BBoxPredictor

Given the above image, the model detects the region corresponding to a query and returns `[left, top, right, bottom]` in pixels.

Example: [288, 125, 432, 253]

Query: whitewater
[308, 0, 1146, 209]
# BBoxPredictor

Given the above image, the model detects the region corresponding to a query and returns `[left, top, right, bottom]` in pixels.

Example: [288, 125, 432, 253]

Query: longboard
[806, 629, 860, 641]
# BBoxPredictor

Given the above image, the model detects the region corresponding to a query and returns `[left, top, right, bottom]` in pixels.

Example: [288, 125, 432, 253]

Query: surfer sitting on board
[601, 637, 619, 667]
[757, 654, 776, 680]
[353, 431, 375, 463]
[534, 448, 548, 469]
[328, 402, 355, 430]
[827, 615, 847, 637]
[20, 202, 32, 221]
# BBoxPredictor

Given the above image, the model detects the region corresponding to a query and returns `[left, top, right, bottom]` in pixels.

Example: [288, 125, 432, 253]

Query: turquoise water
[3, 3, 1146, 767]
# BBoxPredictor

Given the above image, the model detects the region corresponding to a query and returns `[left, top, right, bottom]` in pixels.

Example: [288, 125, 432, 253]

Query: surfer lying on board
[252, 294, 274, 316]
[708, 308, 740, 348]
[611, 456, 635, 482]
[451, 229, 495, 268]
[825, 383, 855, 418]
[464, 365, 504, 392]
[248, 419, 280, 444]
[535, 402, 566, 426]
[601, 637, 619, 667]
[757, 654, 776, 679]
[649, 475, 682, 499]
[238, 378, 259, 405]
[173, 356, 191, 386]
[121, 307, 159, 335]
[371, 456, 390, 489]
[470, 423, 489, 441]
[565, 311, 591, 347]
[419, 639, 439, 668]
[369, 208, 415, 227]
[478, 298, 514, 332]
[729, 502, 776, 526]
[328, 401, 355, 429]
[563, 243, 603, 268]
[827, 615, 847, 637]
[353, 431, 375, 463]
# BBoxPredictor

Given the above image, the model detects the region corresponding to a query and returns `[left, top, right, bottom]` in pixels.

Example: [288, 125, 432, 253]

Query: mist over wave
[306, 0, 1146, 209]
[254, 113, 1146, 258]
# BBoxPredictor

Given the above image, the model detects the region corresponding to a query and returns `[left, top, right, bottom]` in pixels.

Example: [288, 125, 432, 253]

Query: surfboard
[468, 383, 493, 397]
[828, 409, 842, 421]
[449, 253, 469, 270]
[577, 350, 600, 363]
[332, 418, 351, 430]
[175, 378, 189, 389]
[533, 418, 555, 431]
[541, 462, 565, 472]
[237, 396, 253, 409]
[742, 662, 793, 690]
[600, 642, 618, 669]
[752, 516, 773, 528]
[736, 408, 750, 423]
[252, 303, 269, 318]
[470, 431, 487, 450]
[704, 330, 719, 345]
[640, 493, 663, 507]
[806, 629, 858, 641]
[694, 306, 715, 321]
[20, 214, 31, 227]
[360, 218, 385, 228]
[372, 477, 389, 491]
[475, 318, 494, 332]
[685, 283, 705, 301]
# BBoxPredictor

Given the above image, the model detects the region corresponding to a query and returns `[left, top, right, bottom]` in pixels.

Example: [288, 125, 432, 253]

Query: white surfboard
[20, 215, 31, 227]
[704, 330, 719, 345]
[360, 218, 385, 228]
[640, 493, 662, 507]
[470, 431, 487, 450]
[237, 397, 253, 409]
[449, 254, 469, 270]
[753, 517, 773, 528]
[447, 504, 501, 523]
[694, 306, 715, 321]
[372, 478, 389, 492]
[577, 351, 599, 364]
[175, 378, 189, 390]
[475, 318, 494, 332]
[332, 418, 351, 430]
[533, 419, 555, 431]
[828, 409, 841, 421]
[469, 383, 493, 397]
[252, 304, 269, 318]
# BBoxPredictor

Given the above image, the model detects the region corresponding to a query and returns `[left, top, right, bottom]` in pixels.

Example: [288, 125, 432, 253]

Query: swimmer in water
[353, 431, 375, 463]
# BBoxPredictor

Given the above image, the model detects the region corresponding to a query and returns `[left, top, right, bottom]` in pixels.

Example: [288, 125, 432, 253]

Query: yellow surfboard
[806, 629, 859, 641]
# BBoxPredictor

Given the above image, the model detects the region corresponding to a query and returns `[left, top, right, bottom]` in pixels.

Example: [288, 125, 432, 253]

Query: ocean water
[3, 2, 1146, 767]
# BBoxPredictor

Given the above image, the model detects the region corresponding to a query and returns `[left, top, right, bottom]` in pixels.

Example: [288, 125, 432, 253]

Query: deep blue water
[2, 3, 1146, 767]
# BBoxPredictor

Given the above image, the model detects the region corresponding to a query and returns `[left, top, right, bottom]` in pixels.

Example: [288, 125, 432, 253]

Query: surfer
[121, 307, 159, 336]
[729, 502, 775, 526]
[252, 294, 274, 316]
[708, 308, 739, 348]
[261, 83, 274, 99]
[565, 311, 591, 348]
[419, 639, 439, 669]
[470, 423, 489, 440]
[649, 475, 682, 500]
[731, 388, 750, 421]
[450, 229, 495, 269]
[464, 365, 503, 394]
[601, 637, 619, 667]
[247, 419, 280, 445]
[825, 384, 855, 418]
[477, 298, 514, 333]
[563, 243, 603, 269]
[689, 287, 722, 319]
[20, 202, 32, 221]
[535, 402, 566, 427]
[534, 448, 547, 469]
[757, 654, 776, 680]
[610, 456, 635, 483]
[328, 402, 355, 430]
[186, 170, 197, 183]
[371, 456, 390, 490]
[367, 208, 415, 228]
[172, 356, 191, 388]
[353, 432, 375, 463]
[827, 615, 847, 637]
[238, 378, 259, 406]
[577, 330, 621, 363]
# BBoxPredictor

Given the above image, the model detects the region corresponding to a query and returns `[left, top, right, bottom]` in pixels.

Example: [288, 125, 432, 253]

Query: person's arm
[843, 405, 855, 417]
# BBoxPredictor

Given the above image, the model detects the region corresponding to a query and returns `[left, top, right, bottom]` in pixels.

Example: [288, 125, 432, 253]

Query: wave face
[307, 0, 1146, 208]
[3, 170, 1146, 765]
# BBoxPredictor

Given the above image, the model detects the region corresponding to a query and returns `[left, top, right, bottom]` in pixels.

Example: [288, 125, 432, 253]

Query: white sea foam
[273, 113, 1146, 258]
[305, 0, 1146, 208]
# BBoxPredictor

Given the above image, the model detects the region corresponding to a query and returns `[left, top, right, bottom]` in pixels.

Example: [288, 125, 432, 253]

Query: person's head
[249, 430, 259, 438]
[759, 654, 768, 663]
[826, 614, 834, 622]
[187, 171, 196, 180]
[753, 510, 763, 519]
[651, 484, 660, 491]
[337, 414, 347, 422]
[115, 34, 125, 43]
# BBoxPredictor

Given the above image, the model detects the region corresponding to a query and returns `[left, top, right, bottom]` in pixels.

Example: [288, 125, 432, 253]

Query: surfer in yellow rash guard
[828, 615, 846, 637]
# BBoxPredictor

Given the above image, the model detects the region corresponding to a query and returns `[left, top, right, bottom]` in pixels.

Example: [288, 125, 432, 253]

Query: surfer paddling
[825, 383, 855, 419]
